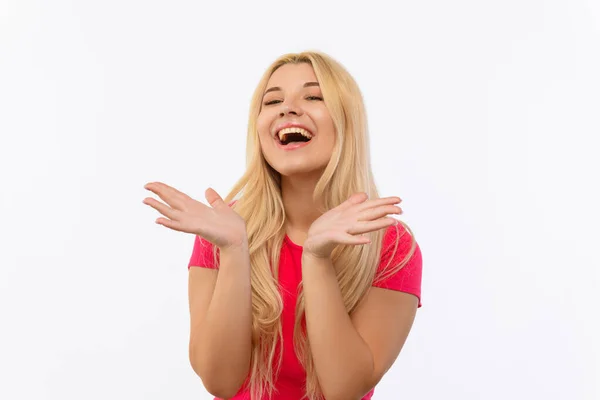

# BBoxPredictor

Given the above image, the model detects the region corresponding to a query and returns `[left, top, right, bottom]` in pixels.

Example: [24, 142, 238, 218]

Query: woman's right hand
[143, 182, 247, 250]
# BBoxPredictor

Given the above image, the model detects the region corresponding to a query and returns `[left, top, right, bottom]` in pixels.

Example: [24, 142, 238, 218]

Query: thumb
[350, 192, 369, 203]
[205, 187, 225, 208]
[346, 192, 369, 206]
[337, 192, 368, 211]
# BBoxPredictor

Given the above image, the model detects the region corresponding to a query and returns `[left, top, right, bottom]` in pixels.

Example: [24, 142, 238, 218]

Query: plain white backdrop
[1, 0, 599, 399]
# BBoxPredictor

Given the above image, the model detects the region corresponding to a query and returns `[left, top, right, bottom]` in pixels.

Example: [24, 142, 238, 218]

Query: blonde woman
[143, 51, 423, 400]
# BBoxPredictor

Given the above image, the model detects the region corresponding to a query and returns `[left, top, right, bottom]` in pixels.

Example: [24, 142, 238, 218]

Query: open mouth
[276, 127, 313, 146]
[275, 132, 312, 146]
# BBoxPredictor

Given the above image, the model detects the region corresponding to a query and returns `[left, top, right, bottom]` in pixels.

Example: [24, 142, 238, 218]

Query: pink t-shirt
[188, 224, 423, 400]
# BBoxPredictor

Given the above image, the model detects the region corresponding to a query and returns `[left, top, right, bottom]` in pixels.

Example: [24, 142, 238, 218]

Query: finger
[145, 181, 180, 195]
[144, 182, 187, 208]
[356, 195, 401, 209]
[205, 187, 226, 209]
[339, 232, 372, 245]
[328, 231, 372, 246]
[155, 217, 184, 232]
[143, 197, 179, 220]
[357, 204, 402, 221]
[337, 192, 369, 211]
[348, 217, 398, 235]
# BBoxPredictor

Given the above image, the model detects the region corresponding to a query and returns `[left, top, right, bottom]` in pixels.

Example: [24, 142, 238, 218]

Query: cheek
[312, 107, 334, 129]
[317, 113, 336, 148]
[256, 115, 271, 140]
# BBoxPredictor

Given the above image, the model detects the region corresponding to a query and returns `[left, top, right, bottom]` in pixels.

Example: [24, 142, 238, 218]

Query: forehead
[266, 63, 318, 87]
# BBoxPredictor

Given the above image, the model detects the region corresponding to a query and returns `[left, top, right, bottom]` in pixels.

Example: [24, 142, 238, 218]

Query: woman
[143, 51, 422, 400]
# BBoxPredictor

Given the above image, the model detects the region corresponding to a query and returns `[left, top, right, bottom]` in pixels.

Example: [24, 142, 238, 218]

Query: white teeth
[277, 127, 313, 141]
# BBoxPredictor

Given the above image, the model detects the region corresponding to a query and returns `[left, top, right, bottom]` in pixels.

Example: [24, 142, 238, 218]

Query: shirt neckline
[283, 234, 304, 251]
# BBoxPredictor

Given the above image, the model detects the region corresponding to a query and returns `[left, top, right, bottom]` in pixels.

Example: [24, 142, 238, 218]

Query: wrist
[219, 236, 249, 255]
[301, 252, 337, 285]
[302, 236, 334, 260]
[302, 251, 333, 267]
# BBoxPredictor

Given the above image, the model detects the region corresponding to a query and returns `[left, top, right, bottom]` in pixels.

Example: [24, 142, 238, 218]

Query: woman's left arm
[302, 252, 418, 400]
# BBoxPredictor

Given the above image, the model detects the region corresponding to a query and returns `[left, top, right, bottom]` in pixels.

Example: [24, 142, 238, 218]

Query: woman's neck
[281, 173, 324, 242]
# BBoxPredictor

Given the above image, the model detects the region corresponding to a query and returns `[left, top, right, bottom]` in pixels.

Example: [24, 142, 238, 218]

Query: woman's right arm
[142, 182, 253, 399]
[188, 242, 252, 399]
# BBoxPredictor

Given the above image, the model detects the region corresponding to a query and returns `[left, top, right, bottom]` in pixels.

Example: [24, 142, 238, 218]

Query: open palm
[303, 192, 402, 259]
[143, 182, 247, 249]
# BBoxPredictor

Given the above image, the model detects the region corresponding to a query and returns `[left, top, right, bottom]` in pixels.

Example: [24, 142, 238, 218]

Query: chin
[274, 163, 327, 178]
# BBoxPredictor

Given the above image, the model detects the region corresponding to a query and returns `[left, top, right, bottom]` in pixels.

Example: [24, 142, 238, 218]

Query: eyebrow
[263, 81, 320, 95]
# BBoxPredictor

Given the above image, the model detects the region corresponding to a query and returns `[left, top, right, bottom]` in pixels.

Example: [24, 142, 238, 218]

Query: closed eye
[263, 96, 323, 106]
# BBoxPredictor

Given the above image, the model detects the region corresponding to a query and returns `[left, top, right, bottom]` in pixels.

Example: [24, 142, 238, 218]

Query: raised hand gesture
[143, 182, 247, 249]
[303, 192, 402, 259]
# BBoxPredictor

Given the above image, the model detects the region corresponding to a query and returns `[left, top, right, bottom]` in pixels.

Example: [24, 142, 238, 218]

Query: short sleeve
[187, 200, 239, 270]
[187, 235, 220, 270]
[372, 224, 423, 307]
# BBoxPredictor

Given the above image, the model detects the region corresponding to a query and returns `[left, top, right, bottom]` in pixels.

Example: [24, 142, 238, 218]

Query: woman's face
[257, 63, 336, 178]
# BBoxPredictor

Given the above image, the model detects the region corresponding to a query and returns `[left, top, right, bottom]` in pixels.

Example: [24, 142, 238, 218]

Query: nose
[279, 101, 302, 117]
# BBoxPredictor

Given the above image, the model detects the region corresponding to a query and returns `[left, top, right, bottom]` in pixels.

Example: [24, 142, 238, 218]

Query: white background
[1, 1, 599, 399]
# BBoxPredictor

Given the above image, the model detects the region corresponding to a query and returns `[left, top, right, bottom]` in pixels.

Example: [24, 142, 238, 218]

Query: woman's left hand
[303, 192, 403, 259]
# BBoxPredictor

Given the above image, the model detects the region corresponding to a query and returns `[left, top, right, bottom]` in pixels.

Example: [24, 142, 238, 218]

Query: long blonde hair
[216, 51, 416, 400]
